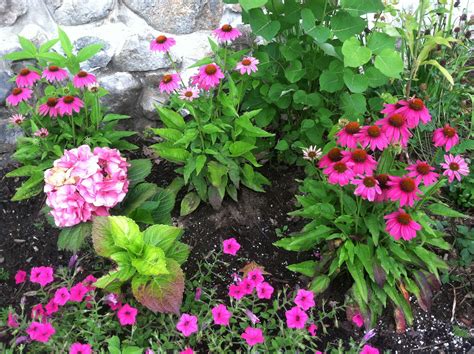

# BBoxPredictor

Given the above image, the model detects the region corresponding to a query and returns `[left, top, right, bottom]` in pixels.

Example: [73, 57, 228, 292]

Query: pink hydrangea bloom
[54, 287, 70, 305]
[213, 24, 242, 42]
[150, 35, 176, 52]
[73, 71, 97, 89]
[352, 175, 382, 202]
[241, 327, 264, 346]
[117, 304, 138, 326]
[30, 266, 54, 287]
[307, 323, 318, 336]
[159, 73, 180, 93]
[229, 283, 245, 300]
[384, 209, 421, 241]
[16, 68, 41, 87]
[7, 87, 32, 106]
[433, 125, 459, 151]
[387, 176, 421, 207]
[256, 282, 274, 299]
[396, 98, 431, 128]
[69, 343, 92, 354]
[39, 97, 60, 118]
[26, 322, 56, 343]
[236, 57, 259, 75]
[360, 344, 380, 354]
[15, 270, 27, 284]
[294, 289, 315, 311]
[285, 306, 308, 329]
[192, 63, 224, 90]
[406, 161, 439, 186]
[336, 121, 360, 149]
[42, 65, 68, 82]
[45, 299, 59, 316]
[223, 238, 240, 255]
[7, 312, 19, 328]
[441, 154, 469, 183]
[70, 283, 89, 302]
[352, 313, 364, 327]
[211, 304, 232, 326]
[176, 314, 198, 337]
[323, 161, 355, 186]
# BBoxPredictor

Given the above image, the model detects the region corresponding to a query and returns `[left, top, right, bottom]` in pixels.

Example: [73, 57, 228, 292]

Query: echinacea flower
[34, 128, 49, 138]
[45, 299, 59, 315]
[73, 70, 96, 88]
[30, 266, 54, 287]
[336, 121, 361, 148]
[352, 312, 364, 327]
[117, 304, 138, 326]
[387, 176, 421, 207]
[406, 161, 439, 186]
[39, 97, 59, 118]
[26, 322, 56, 343]
[376, 113, 412, 146]
[213, 24, 242, 42]
[16, 68, 41, 87]
[256, 282, 274, 299]
[247, 269, 264, 286]
[7, 87, 32, 106]
[236, 56, 259, 75]
[374, 174, 390, 202]
[15, 270, 27, 284]
[352, 175, 382, 201]
[433, 124, 459, 151]
[302, 145, 322, 161]
[159, 73, 180, 94]
[360, 344, 380, 354]
[42, 65, 68, 82]
[355, 125, 389, 151]
[318, 147, 343, 169]
[7, 312, 19, 328]
[441, 154, 470, 182]
[294, 289, 315, 311]
[53, 287, 70, 306]
[176, 314, 198, 337]
[69, 343, 92, 354]
[87, 82, 100, 93]
[192, 63, 224, 90]
[241, 327, 264, 346]
[380, 102, 402, 116]
[396, 97, 431, 128]
[178, 86, 199, 101]
[9, 114, 26, 125]
[211, 304, 232, 326]
[307, 323, 318, 336]
[150, 35, 176, 52]
[223, 238, 240, 255]
[323, 161, 355, 186]
[384, 209, 421, 241]
[70, 283, 89, 302]
[341, 149, 378, 175]
[57, 96, 84, 116]
[285, 306, 308, 329]
[229, 283, 245, 300]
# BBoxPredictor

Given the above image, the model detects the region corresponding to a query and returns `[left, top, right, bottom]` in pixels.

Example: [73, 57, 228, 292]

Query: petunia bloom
[150, 35, 176, 52]
[45, 299, 59, 316]
[352, 313, 364, 327]
[241, 327, 264, 346]
[53, 287, 70, 306]
[211, 304, 232, 326]
[236, 56, 259, 75]
[433, 124, 459, 151]
[336, 121, 361, 149]
[7, 312, 19, 328]
[15, 270, 27, 284]
[30, 266, 54, 287]
[256, 282, 274, 299]
[360, 344, 380, 354]
[406, 161, 439, 186]
[387, 176, 421, 207]
[223, 238, 240, 255]
[42, 65, 68, 82]
[213, 24, 242, 42]
[307, 323, 318, 336]
[176, 314, 198, 337]
[73, 71, 96, 89]
[294, 289, 315, 311]
[441, 154, 470, 183]
[285, 306, 308, 329]
[229, 283, 245, 300]
[69, 343, 92, 354]
[7, 87, 33, 106]
[69, 283, 88, 302]
[26, 322, 56, 343]
[159, 73, 180, 94]
[179, 348, 194, 354]
[16, 68, 41, 87]
[384, 209, 421, 241]
[117, 304, 138, 326]
[247, 269, 264, 287]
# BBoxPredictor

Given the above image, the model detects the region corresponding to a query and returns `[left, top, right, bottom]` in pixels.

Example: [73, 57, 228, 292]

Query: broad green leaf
[151, 142, 190, 163]
[240, 0, 267, 10]
[340, 92, 367, 116]
[301, 8, 330, 43]
[319, 69, 344, 92]
[365, 66, 389, 88]
[94, 271, 125, 293]
[248, 8, 281, 41]
[156, 106, 186, 130]
[92, 217, 122, 257]
[109, 216, 144, 255]
[236, 111, 274, 137]
[121, 182, 158, 215]
[342, 37, 372, 67]
[195, 155, 207, 175]
[57, 223, 92, 252]
[367, 32, 396, 55]
[127, 159, 152, 187]
[18, 36, 36, 55]
[11, 172, 44, 201]
[374, 48, 403, 78]
[152, 128, 182, 142]
[343, 69, 368, 93]
[103, 113, 130, 122]
[273, 225, 333, 251]
[58, 27, 73, 56]
[287, 260, 317, 277]
[284, 60, 306, 83]
[39, 38, 59, 53]
[347, 259, 368, 303]
[229, 141, 256, 157]
[309, 275, 331, 294]
[331, 11, 366, 41]
[341, 0, 384, 16]
[6, 164, 49, 177]
[132, 245, 168, 276]
[76, 43, 104, 62]
[293, 90, 322, 107]
[143, 225, 184, 253]
[180, 192, 201, 216]
[427, 203, 469, 218]
[365, 214, 381, 245]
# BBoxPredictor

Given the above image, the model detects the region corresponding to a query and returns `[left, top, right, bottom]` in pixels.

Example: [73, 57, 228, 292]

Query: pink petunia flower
[229, 283, 246, 300]
[323, 161, 355, 186]
[375, 113, 411, 146]
[30, 266, 54, 287]
[223, 238, 240, 255]
[341, 149, 377, 175]
[352, 175, 382, 202]
[45, 299, 59, 316]
[336, 121, 361, 149]
[307, 323, 318, 336]
[256, 282, 274, 299]
[42, 65, 68, 82]
[384, 209, 421, 241]
[53, 287, 70, 306]
[387, 176, 421, 207]
[241, 327, 264, 346]
[240, 278, 255, 295]
[176, 313, 198, 337]
[355, 125, 389, 151]
[117, 304, 138, 326]
[31, 304, 45, 321]
[105, 293, 122, 311]
[294, 289, 315, 311]
[433, 124, 459, 151]
[352, 312, 364, 327]
[69, 343, 92, 354]
[236, 56, 259, 75]
[15, 270, 27, 284]
[396, 98, 431, 128]
[285, 306, 308, 329]
[16, 68, 41, 87]
[34, 128, 49, 138]
[39, 97, 60, 118]
[211, 304, 232, 326]
[179, 348, 194, 354]
[178, 86, 199, 101]
[7, 87, 32, 106]
[247, 269, 264, 287]
[213, 24, 242, 42]
[245, 309, 260, 324]
[26, 322, 56, 343]
[7, 312, 19, 328]
[70, 283, 89, 302]
[159, 73, 180, 94]
[360, 344, 380, 354]
[73, 71, 96, 89]
[441, 154, 470, 183]
[56, 95, 84, 116]
[82, 274, 97, 291]
[406, 161, 439, 186]
[150, 35, 176, 52]
[194, 287, 202, 300]
[192, 63, 224, 90]
[318, 147, 343, 169]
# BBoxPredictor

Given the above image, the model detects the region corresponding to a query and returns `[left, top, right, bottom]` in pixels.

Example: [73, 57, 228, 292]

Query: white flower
[302, 145, 322, 161]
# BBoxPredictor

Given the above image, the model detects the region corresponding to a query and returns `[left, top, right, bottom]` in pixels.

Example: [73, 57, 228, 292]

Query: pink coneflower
[150, 35, 176, 52]
[236, 56, 259, 75]
[341, 149, 377, 175]
[384, 209, 421, 241]
[192, 63, 224, 90]
[318, 147, 343, 169]
[73, 71, 96, 88]
[213, 24, 242, 42]
[285, 306, 308, 329]
[441, 154, 470, 182]
[387, 176, 421, 207]
[433, 124, 459, 151]
[323, 161, 355, 186]
[16, 68, 41, 87]
[406, 161, 439, 186]
[57, 96, 84, 116]
[376, 113, 411, 146]
[159, 73, 180, 94]
[176, 314, 198, 337]
[39, 97, 59, 117]
[6, 87, 33, 106]
[352, 175, 382, 201]
[34, 128, 49, 138]
[380, 102, 402, 116]
[178, 86, 199, 101]
[9, 114, 26, 125]
[374, 174, 390, 202]
[355, 125, 389, 151]
[396, 98, 431, 128]
[42, 65, 68, 82]
[336, 121, 361, 148]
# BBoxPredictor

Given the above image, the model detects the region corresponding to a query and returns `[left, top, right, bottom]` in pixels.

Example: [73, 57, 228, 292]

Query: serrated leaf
[132, 245, 168, 276]
[57, 223, 92, 252]
[92, 216, 122, 257]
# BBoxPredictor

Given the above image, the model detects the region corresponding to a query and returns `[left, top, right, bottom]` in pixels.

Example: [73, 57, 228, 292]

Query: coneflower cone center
[184, 91, 193, 97]
[443, 126, 456, 138]
[19, 68, 30, 76]
[333, 162, 348, 173]
[416, 163, 430, 175]
[344, 122, 360, 134]
[409, 98, 424, 111]
[205, 64, 217, 75]
[156, 35, 167, 43]
[63, 95, 75, 104]
[400, 178, 416, 192]
[352, 149, 367, 163]
[77, 71, 88, 78]
[376, 174, 389, 189]
[12, 88, 23, 95]
[388, 114, 405, 127]
[396, 213, 412, 225]
[367, 125, 381, 138]
[221, 24, 233, 32]
[162, 74, 173, 83]
[46, 98, 58, 107]
[49, 65, 59, 72]
[241, 58, 251, 66]
[363, 176, 376, 187]
[327, 148, 342, 162]
[449, 162, 460, 171]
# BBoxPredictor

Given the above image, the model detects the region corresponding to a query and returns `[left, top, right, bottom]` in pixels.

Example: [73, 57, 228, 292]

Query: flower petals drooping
[150, 35, 176, 52]
[441, 154, 469, 182]
[387, 176, 421, 207]
[352, 175, 382, 201]
[16, 68, 41, 87]
[384, 209, 421, 241]
[355, 125, 389, 151]
[57, 96, 84, 116]
[7, 87, 33, 106]
[192, 63, 225, 90]
[213, 24, 242, 43]
[406, 161, 439, 186]
[433, 124, 459, 151]
[73, 71, 97, 89]
[323, 161, 355, 186]
[341, 149, 377, 175]
[336, 121, 360, 148]
[159, 73, 180, 93]
[42, 65, 68, 82]
[396, 98, 431, 128]
[376, 113, 411, 147]
[236, 56, 259, 75]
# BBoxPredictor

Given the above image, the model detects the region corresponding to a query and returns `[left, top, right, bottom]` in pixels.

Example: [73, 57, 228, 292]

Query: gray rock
[122, 0, 223, 34]
[113, 34, 180, 72]
[44, 0, 114, 26]
[0, 0, 27, 26]
[18, 24, 49, 46]
[75, 36, 113, 70]
[0, 71, 14, 106]
[0, 117, 23, 154]
[98, 72, 142, 115]
[138, 87, 167, 120]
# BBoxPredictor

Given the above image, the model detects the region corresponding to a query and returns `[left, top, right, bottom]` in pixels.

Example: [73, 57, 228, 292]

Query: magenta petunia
[179, 348, 194, 354]
[341, 149, 378, 175]
[384, 209, 421, 241]
[247, 269, 264, 287]
[387, 176, 422, 207]
[16, 68, 41, 87]
[239, 278, 255, 295]
[375, 113, 412, 147]
[53, 287, 70, 306]
[441, 154, 470, 183]
[150, 35, 176, 52]
[56, 95, 84, 116]
[39, 97, 60, 118]
[245, 309, 260, 324]
[73, 70, 96, 88]
[229, 283, 245, 300]
[256, 282, 274, 299]
[31, 304, 45, 321]
[15, 270, 27, 284]
[236, 56, 259, 75]
[69, 343, 92, 354]
[178, 86, 200, 101]
[336, 121, 361, 149]
[318, 147, 343, 169]
[7, 87, 33, 106]
[42, 65, 69, 82]
[213, 24, 242, 42]
[176, 313, 198, 337]
[352, 175, 382, 202]
[406, 161, 439, 186]
[285, 306, 308, 329]
[241, 327, 264, 346]
[323, 161, 355, 186]
[355, 125, 389, 151]
[117, 304, 138, 326]
[307, 323, 318, 336]
[223, 237, 240, 255]
[45, 299, 59, 316]
[26, 322, 56, 343]
[159, 73, 180, 94]
[211, 304, 232, 326]
[294, 289, 315, 311]
[433, 124, 459, 151]
[396, 98, 431, 128]
[192, 63, 224, 90]
[70, 283, 89, 302]
[360, 344, 380, 354]
[30, 266, 54, 287]
[352, 313, 364, 327]
[7, 312, 19, 328]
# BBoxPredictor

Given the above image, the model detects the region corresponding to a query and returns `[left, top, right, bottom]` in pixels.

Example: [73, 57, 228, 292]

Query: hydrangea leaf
[92, 216, 122, 258]
[166, 242, 190, 265]
[108, 216, 144, 255]
[142, 224, 184, 252]
[131, 245, 168, 276]
[57, 222, 92, 252]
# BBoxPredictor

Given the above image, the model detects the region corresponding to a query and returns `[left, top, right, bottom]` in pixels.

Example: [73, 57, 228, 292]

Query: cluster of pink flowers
[284, 289, 318, 336]
[44, 145, 129, 227]
[314, 98, 469, 241]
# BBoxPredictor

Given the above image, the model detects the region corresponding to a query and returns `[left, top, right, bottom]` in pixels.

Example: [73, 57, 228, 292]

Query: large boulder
[0, 0, 28, 27]
[0, 71, 13, 106]
[122, 0, 223, 34]
[44, 0, 114, 26]
[0, 117, 22, 154]
[74, 36, 113, 70]
[138, 87, 167, 120]
[98, 72, 142, 115]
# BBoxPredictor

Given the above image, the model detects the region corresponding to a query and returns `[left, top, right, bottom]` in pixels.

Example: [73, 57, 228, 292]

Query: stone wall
[0, 0, 243, 153]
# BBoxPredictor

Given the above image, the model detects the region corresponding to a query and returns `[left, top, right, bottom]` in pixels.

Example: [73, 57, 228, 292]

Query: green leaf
[76, 43, 103, 62]
[207, 161, 228, 187]
[121, 182, 158, 215]
[293, 90, 322, 107]
[11, 172, 44, 201]
[347, 259, 368, 303]
[127, 159, 152, 187]
[151, 142, 190, 163]
[319, 69, 344, 93]
[108, 216, 145, 255]
[331, 11, 366, 41]
[229, 141, 256, 157]
[180, 192, 201, 216]
[367, 32, 396, 55]
[340, 92, 367, 116]
[248, 8, 281, 41]
[156, 106, 186, 131]
[287, 260, 316, 277]
[342, 37, 372, 67]
[301, 8, 330, 43]
[365, 67, 389, 88]
[18, 36, 37, 55]
[132, 244, 168, 276]
[2, 51, 34, 61]
[341, 0, 384, 16]
[6, 164, 49, 177]
[103, 113, 130, 122]
[365, 214, 381, 245]
[92, 217, 123, 258]
[343, 69, 368, 93]
[39, 38, 59, 53]
[57, 223, 92, 252]
[309, 275, 331, 294]
[284, 60, 306, 83]
[143, 225, 184, 253]
[374, 48, 404, 78]
[273, 225, 333, 251]
[240, 0, 268, 10]
[236, 111, 274, 137]
[421, 60, 454, 85]
[427, 203, 469, 218]
[57, 27, 73, 56]
[195, 155, 207, 175]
